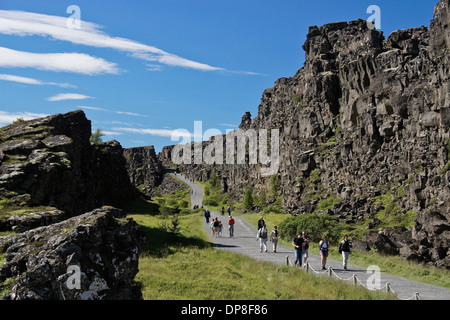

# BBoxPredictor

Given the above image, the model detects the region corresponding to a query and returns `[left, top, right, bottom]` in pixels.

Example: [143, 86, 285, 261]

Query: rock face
[159, 0, 450, 268]
[0, 111, 147, 299]
[0, 110, 137, 217]
[123, 146, 164, 197]
[0, 206, 146, 300]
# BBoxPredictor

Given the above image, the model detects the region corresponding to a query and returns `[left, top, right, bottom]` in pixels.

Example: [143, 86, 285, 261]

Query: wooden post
[328, 267, 332, 277]
[286, 256, 289, 266]
[386, 282, 391, 294]
[415, 292, 420, 300]
[306, 262, 309, 273]
[352, 274, 357, 286]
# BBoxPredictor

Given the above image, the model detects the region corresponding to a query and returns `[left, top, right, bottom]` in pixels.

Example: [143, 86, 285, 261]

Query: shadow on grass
[119, 197, 213, 258]
[138, 224, 211, 258]
[118, 197, 160, 216]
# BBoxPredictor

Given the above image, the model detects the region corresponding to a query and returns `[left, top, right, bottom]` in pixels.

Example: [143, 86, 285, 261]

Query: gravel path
[170, 171, 450, 300]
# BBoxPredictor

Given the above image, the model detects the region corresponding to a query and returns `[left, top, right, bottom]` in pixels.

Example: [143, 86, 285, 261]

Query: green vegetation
[279, 213, 342, 244]
[243, 187, 254, 210]
[291, 92, 301, 106]
[316, 194, 341, 212]
[269, 174, 281, 198]
[439, 161, 450, 174]
[90, 128, 104, 144]
[122, 199, 393, 300]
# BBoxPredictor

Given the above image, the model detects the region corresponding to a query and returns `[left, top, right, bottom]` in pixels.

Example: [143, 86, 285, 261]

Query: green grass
[122, 199, 394, 300]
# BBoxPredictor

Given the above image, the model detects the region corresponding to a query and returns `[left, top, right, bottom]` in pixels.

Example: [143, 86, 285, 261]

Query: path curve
[168, 170, 450, 300]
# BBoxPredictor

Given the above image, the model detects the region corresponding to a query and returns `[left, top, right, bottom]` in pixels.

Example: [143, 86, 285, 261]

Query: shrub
[243, 187, 254, 210]
[90, 128, 104, 144]
[279, 213, 342, 244]
[178, 200, 189, 208]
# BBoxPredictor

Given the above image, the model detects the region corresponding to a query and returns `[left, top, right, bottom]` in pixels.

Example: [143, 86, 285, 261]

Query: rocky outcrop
[159, 0, 449, 268]
[0, 112, 149, 299]
[123, 146, 164, 197]
[0, 110, 138, 219]
[0, 206, 145, 300]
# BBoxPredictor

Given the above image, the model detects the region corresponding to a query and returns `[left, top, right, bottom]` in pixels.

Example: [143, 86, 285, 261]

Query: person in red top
[228, 216, 235, 237]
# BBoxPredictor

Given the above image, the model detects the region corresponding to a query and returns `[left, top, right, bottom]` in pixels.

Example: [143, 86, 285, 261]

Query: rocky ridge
[159, 0, 450, 268]
[0, 110, 147, 299]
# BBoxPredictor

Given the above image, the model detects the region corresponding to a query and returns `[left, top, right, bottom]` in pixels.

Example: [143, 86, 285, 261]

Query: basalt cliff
[160, 0, 450, 268]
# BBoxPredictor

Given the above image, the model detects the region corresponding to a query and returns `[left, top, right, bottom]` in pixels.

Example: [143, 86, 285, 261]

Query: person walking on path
[221, 207, 225, 216]
[339, 235, 352, 270]
[228, 216, 235, 237]
[319, 235, 330, 270]
[210, 219, 215, 237]
[227, 206, 232, 216]
[257, 225, 269, 252]
[257, 216, 266, 230]
[204, 209, 211, 223]
[292, 233, 304, 267]
[213, 218, 220, 238]
[270, 226, 280, 253]
[302, 231, 309, 266]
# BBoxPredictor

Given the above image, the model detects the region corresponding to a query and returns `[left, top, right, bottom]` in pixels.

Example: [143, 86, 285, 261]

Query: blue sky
[0, 0, 438, 152]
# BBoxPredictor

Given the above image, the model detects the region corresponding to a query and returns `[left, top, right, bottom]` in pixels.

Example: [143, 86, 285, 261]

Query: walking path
[169, 170, 450, 300]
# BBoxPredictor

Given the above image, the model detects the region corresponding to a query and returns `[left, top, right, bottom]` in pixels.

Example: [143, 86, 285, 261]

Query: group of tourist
[207, 214, 235, 238]
[205, 212, 353, 270]
[256, 216, 353, 270]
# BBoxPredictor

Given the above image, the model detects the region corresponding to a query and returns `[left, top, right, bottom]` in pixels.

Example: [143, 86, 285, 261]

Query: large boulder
[0, 206, 146, 300]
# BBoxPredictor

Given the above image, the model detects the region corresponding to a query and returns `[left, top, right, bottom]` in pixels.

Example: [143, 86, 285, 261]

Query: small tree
[243, 186, 254, 210]
[269, 174, 281, 198]
[258, 189, 267, 206]
[90, 128, 104, 144]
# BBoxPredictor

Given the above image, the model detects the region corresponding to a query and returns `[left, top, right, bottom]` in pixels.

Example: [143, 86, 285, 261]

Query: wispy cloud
[0, 46, 119, 75]
[113, 127, 197, 138]
[102, 130, 123, 136]
[0, 10, 223, 72]
[0, 73, 76, 88]
[47, 93, 93, 101]
[0, 110, 48, 126]
[220, 123, 238, 128]
[79, 106, 148, 117]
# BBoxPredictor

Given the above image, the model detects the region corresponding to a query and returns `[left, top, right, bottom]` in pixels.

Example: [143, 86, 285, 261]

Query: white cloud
[220, 123, 238, 128]
[113, 127, 196, 138]
[79, 106, 147, 117]
[0, 10, 223, 72]
[0, 110, 48, 126]
[0, 46, 119, 75]
[0, 73, 76, 88]
[102, 130, 123, 136]
[47, 93, 93, 101]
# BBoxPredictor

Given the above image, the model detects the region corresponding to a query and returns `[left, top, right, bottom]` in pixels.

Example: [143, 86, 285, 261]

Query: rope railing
[285, 256, 420, 300]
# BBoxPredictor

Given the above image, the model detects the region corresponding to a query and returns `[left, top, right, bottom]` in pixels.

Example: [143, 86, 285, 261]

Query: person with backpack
[228, 216, 235, 237]
[339, 235, 352, 270]
[270, 226, 280, 253]
[301, 231, 309, 266]
[292, 232, 304, 267]
[319, 235, 330, 270]
[257, 216, 266, 230]
[221, 207, 225, 216]
[227, 206, 232, 216]
[257, 225, 269, 252]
